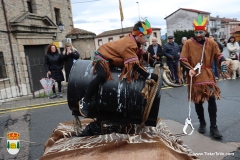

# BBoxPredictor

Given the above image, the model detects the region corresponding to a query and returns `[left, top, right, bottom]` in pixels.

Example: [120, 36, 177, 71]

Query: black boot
[195, 103, 206, 133]
[210, 125, 222, 139]
[79, 98, 89, 117]
[50, 93, 57, 99]
[198, 123, 206, 134]
[208, 97, 222, 138]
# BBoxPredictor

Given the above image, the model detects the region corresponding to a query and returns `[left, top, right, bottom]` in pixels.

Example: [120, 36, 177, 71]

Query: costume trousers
[84, 62, 106, 103]
[194, 96, 217, 127]
[167, 60, 179, 83]
[52, 81, 62, 93]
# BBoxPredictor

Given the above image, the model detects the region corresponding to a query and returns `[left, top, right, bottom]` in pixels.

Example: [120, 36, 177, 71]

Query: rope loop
[141, 64, 161, 127]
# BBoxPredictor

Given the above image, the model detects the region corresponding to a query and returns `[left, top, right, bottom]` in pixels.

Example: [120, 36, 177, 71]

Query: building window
[54, 8, 61, 25]
[153, 32, 157, 38]
[108, 37, 113, 42]
[98, 39, 103, 46]
[27, 0, 33, 13]
[119, 35, 124, 39]
[0, 52, 7, 78]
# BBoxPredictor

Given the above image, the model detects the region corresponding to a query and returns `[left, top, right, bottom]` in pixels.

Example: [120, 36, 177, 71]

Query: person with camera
[227, 36, 240, 60]
[62, 42, 80, 82]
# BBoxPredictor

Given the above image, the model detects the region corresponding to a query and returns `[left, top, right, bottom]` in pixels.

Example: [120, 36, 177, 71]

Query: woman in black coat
[62, 42, 80, 82]
[44, 44, 64, 99]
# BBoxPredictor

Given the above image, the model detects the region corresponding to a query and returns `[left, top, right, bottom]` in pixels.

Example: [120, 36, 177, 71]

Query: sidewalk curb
[0, 100, 67, 113]
[0, 95, 33, 104]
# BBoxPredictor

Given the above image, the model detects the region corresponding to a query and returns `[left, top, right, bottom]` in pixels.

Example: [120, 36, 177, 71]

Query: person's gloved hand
[153, 61, 163, 67]
[149, 73, 158, 82]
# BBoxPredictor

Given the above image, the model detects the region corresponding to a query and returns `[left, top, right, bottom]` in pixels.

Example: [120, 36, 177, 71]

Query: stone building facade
[229, 21, 240, 42]
[164, 8, 210, 37]
[66, 28, 96, 60]
[222, 19, 240, 41]
[0, 0, 74, 100]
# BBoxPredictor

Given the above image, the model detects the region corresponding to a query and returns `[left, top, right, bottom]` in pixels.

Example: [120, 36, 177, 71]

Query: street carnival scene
[0, 0, 240, 159]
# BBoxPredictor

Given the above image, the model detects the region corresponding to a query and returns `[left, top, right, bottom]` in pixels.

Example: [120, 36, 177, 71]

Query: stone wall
[0, 0, 26, 31]
[0, 0, 74, 99]
[0, 0, 73, 42]
[0, 32, 28, 99]
[72, 38, 96, 60]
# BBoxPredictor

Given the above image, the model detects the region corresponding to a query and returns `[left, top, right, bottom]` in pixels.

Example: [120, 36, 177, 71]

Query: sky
[71, 0, 240, 35]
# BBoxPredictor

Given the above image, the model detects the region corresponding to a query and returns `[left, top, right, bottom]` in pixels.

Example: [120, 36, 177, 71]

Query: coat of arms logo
[7, 132, 20, 155]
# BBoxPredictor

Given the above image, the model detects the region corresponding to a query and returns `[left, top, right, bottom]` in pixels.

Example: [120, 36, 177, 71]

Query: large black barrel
[67, 60, 161, 126]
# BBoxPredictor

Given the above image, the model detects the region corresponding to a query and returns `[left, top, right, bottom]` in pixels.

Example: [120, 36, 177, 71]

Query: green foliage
[173, 30, 195, 45]
[37, 92, 53, 98]
[173, 30, 209, 45]
[161, 33, 168, 46]
[161, 38, 168, 46]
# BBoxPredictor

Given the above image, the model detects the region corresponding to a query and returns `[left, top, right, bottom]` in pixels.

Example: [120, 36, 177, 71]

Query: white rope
[189, 40, 206, 116]
[200, 40, 206, 64]
[188, 75, 193, 119]
[189, 40, 206, 117]
[183, 74, 194, 135]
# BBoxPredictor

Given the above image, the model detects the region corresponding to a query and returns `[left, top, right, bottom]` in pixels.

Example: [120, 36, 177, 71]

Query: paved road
[29, 105, 73, 159]
[160, 79, 240, 143]
[0, 105, 73, 160]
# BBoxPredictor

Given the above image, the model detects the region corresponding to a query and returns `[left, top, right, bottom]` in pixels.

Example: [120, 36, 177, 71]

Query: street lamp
[58, 21, 65, 32]
[136, 2, 140, 21]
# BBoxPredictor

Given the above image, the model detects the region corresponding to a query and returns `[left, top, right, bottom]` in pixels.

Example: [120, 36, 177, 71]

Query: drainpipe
[1, 0, 21, 93]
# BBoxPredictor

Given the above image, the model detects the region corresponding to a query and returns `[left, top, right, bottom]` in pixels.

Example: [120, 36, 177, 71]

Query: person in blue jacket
[163, 36, 180, 83]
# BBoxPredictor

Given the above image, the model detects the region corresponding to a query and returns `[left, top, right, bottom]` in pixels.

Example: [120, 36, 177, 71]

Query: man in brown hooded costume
[180, 15, 228, 139]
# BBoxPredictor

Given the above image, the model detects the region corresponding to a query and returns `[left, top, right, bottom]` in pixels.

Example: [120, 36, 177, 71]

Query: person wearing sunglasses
[79, 19, 161, 118]
[163, 35, 180, 84]
[179, 15, 229, 139]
